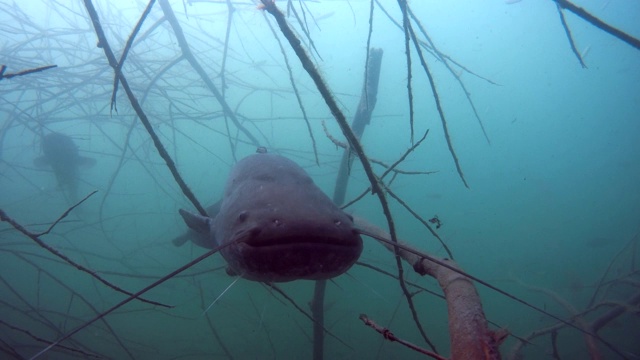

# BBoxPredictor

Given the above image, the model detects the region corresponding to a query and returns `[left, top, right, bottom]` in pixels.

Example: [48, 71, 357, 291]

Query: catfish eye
[334, 220, 342, 227]
[238, 211, 248, 222]
[273, 219, 282, 226]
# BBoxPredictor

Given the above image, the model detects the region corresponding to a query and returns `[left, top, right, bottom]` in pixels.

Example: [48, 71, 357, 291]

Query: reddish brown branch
[354, 216, 506, 359]
[359, 314, 447, 360]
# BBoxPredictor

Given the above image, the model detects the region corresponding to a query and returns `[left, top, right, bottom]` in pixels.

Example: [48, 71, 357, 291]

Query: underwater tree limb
[110, 0, 158, 113]
[375, 0, 495, 147]
[260, 0, 388, 212]
[397, 0, 415, 143]
[554, 0, 640, 51]
[359, 314, 447, 360]
[515, 279, 601, 359]
[508, 276, 639, 359]
[404, 11, 469, 188]
[407, 8, 492, 145]
[263, 11, 319, 165]
[354, 216, 504, 359]
[28, 245, 223, 359]
[267, 284, 352, 350]
[0, 64, 57, 81]
[286, 0, 322, 60]
[157, 0, 260, 148]
[355, 217, 632, 359]
[333, 48, 383, 206]
[219, 0, 234, 97]
[83, 0, 208, 217]
[384, 186, 453, 260]
[555, 4, 587, 68]
[0, 208, 170, 308]
[36, 190, 96, 236]
[259, 8, 420, 354]
[356, 262, 445, 300]
[0, 319, 99, 358]
[310, 47, 383, 360]
[256, 15, 422, 348]
[12, 253, 134, 359]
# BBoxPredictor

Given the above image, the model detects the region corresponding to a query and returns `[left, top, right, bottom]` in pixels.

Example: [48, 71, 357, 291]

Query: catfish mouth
[245, 234, 358, 248]
[225, 229, 363, 282]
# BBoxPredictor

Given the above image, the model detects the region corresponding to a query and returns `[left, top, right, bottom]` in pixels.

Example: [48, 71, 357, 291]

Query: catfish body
[34, 133, 95, 198]
[180, 153, 363, 282]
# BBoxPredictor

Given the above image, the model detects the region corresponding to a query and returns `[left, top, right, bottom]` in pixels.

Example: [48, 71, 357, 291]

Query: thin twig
[110, 0, 157, 112]
[359, 314, 447, 360]
[266, 283, 352, 351]
[555, 4, 587, 68]
[404, 6, 468, 188]
[263, 11, 319, 165]
[0, 320, 100, 358]
[554, 0, 640, 51]
[37, 190, 97, 236]
[0, 64, 57, 80]
[0, 208, 170, 308]
[83, 0, 208, 217]
[29, 244, 224, 359]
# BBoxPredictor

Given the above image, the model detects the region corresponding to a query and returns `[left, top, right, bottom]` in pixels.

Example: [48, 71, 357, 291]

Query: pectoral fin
[179, 209, 212, 235]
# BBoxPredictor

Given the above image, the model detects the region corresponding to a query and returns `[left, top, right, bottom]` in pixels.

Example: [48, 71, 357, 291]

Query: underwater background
[1, 0, 639, 359]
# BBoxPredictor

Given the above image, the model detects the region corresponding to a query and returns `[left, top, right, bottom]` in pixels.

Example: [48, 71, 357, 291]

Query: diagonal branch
[0, 208, 170, 308]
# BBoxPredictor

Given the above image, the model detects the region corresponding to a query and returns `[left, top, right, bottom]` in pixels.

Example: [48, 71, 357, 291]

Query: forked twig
[36, 190, 97, 236]
[0, 208, 169, 308]
[554, 0, 640, 51]
[29, 245, 224, 359]
[83, 0, 208, 217]
[359, 314, 447, 360]
[555, 4, 587, 68]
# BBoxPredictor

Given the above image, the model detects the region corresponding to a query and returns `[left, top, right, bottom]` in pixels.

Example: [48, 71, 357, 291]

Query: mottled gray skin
[179, 153, 363, 283]
[34, 133, 95, 199]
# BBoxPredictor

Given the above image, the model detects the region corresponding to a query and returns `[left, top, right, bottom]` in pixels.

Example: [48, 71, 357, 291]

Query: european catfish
[34, 132, 96, 199]
[179, 152, 363, 282]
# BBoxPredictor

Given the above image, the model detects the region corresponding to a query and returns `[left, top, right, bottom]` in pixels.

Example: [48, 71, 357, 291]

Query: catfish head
[179, 153, 363, 283]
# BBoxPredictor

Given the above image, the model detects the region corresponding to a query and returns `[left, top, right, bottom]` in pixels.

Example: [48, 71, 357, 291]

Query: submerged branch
[554, 0, 640, 51]
[157, 0, 260, 148]
[29, 245, 223, 359]
[359, 314, 447, 360]
[555, 4, 587, 68]
[110, 0, 158, 112]
[83, 0, 208, 217]
[36, 190, 96, 236]
[0, 208, 170, 308]
[0, 64, 57, 81]
[263, 11, 319, 165]
[405, 9, 468, 188]
[354, 216, 505, 359]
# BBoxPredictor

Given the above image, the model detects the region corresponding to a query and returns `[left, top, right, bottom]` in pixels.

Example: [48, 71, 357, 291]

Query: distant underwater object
[179, 152, 364, 283]
[34, 132, 96, 199]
